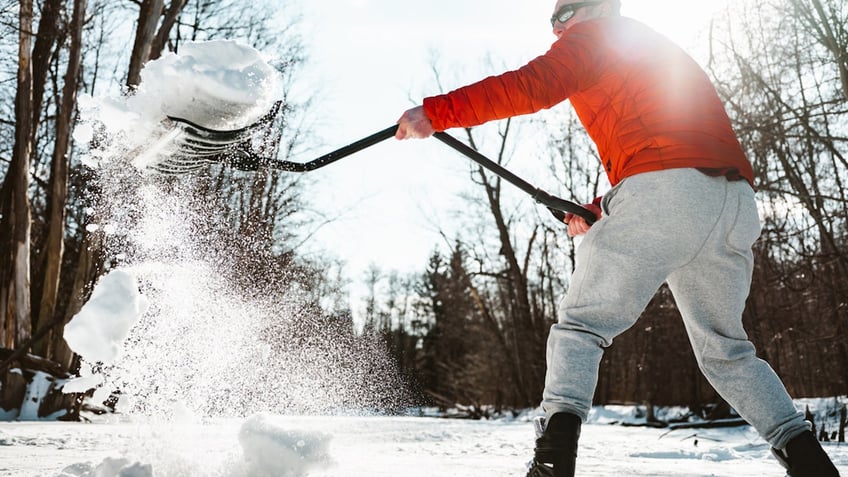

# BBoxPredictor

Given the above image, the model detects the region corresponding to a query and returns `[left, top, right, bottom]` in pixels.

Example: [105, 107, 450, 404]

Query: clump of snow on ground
[237, 414, 332, 476]
[60, 458, 153, 477]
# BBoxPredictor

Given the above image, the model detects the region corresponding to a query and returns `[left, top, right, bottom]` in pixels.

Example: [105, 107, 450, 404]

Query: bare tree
[29, 0, 62, 145]
[149, 0, 188, 60]
[707, 0, 848, 396]
[790, 0, 848, 100]
[0, 0, 34, 349]
[34, 0, 87, 359]
[126, 0, 165, 88]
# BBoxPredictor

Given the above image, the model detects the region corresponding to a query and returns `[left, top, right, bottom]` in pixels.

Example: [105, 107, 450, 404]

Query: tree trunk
[0, 0, 35, 349]
[463, 123, 540, 406]
[29, 0, 62, 141]
[150, 0, 188, 60]
[36, 0, 87, 359]
[126, 0, 165, 88]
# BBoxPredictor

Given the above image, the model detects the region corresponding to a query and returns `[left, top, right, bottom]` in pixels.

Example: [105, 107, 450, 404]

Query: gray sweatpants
[542, 168, 808, 450]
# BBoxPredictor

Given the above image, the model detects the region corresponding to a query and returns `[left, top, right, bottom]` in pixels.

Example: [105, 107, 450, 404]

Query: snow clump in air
[63, 268, 149, 364]
[61, 268, 148, 405]
[133, 40, 281, 130]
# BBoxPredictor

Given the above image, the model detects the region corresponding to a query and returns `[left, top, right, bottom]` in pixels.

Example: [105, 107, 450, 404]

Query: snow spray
[71, 40, 408, 420]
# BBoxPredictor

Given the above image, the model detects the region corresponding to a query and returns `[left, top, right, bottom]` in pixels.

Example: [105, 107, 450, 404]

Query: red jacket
[423, 17, 753, 187]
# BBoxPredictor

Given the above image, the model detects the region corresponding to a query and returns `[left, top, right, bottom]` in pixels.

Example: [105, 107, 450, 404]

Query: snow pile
[237, 414, 332, 476]
[18, 372, 64, 421]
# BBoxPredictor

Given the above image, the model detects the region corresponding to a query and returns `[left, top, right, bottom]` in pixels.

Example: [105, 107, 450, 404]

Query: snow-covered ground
[2, 410, 846, 476]
[4, 39, 843, 477]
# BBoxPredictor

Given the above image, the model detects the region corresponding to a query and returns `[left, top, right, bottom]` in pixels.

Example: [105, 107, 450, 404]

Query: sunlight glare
[622, 0, 732, 47]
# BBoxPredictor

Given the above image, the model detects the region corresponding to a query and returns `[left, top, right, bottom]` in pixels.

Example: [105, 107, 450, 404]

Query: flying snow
[64, 39, 408, 421]
[35, 38, 413, 475]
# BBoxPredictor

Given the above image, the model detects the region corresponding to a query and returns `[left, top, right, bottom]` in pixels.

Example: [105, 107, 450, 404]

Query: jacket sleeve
[422, 26, 600, 132]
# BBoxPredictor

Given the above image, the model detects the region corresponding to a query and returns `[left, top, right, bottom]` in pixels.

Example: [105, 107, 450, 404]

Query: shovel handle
[432, 132, 597, 225]
[267, 125, 399, 172]
[233, 123, 596, 224]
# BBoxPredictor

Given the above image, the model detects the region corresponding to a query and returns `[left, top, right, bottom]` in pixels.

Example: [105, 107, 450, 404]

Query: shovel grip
[533, 190, 597, 225]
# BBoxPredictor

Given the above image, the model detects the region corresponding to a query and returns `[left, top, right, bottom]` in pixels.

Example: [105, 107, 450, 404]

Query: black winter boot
[771, 430, 840, 477]
[526, 413, 582, 477]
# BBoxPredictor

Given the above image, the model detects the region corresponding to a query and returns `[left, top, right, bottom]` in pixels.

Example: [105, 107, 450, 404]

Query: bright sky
[293, 1, 731, 300]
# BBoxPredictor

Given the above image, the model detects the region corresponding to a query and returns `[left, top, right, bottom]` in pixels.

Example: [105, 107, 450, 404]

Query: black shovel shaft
[432, 132, 597, 225]
[272, 125, 400, 172]
[265, 124, 596, 224]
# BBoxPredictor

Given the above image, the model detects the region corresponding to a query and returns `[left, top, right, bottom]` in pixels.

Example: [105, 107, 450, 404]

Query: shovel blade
[135, 101, 283, 174]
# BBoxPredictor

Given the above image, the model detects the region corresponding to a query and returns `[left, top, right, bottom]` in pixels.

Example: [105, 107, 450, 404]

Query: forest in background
[0, 0, 845, 419]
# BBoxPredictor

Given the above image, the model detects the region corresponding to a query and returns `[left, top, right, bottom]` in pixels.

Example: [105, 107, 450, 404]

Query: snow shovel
[154, 105, 597, 224]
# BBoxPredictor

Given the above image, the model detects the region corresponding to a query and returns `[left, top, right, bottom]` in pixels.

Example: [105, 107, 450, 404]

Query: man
[395, 1, 841, 476]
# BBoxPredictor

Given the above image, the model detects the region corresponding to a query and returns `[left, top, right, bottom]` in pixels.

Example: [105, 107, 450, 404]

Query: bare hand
[565, 203, 602, 237]
[395, 106, 436, 139]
